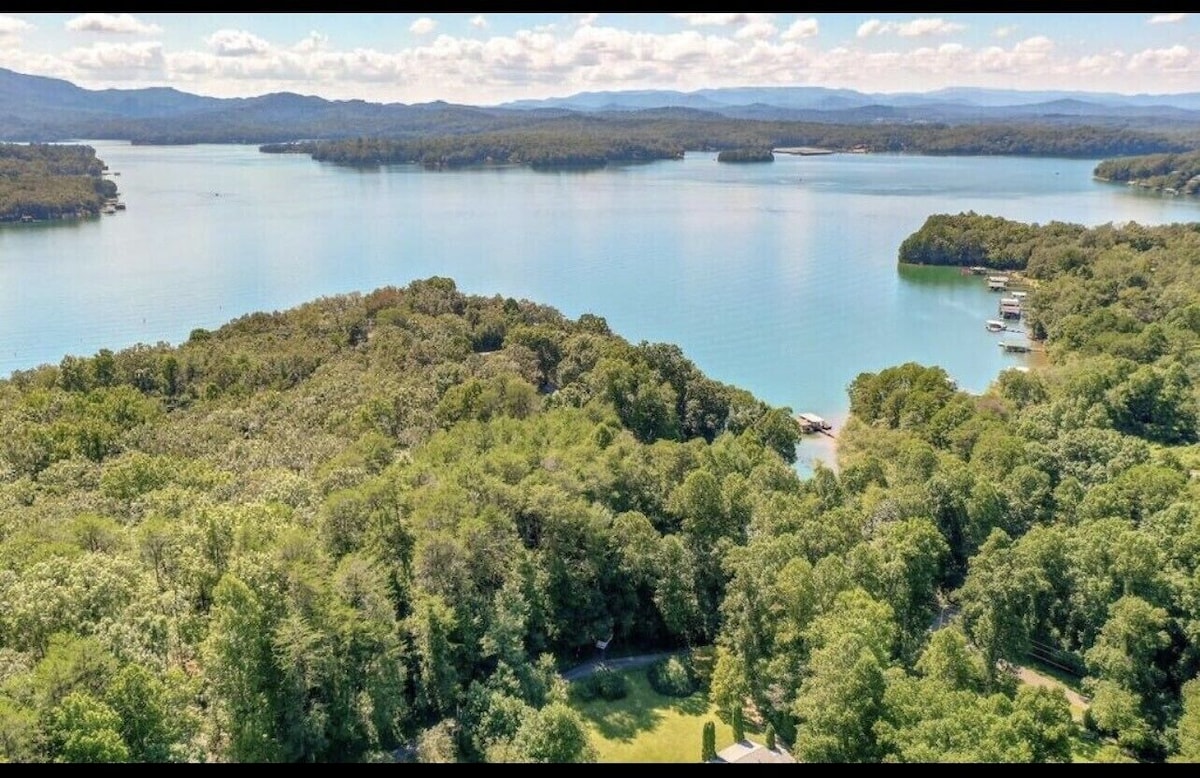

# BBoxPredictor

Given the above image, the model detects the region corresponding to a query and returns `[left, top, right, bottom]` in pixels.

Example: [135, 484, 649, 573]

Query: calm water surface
[3, 142, 1198, 470]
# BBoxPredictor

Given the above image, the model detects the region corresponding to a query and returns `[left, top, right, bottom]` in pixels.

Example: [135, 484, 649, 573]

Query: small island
[0, 143, 119, 223]
[716, 148, 775, 163]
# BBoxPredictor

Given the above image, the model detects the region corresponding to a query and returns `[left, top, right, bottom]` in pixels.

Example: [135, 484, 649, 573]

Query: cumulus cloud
[66, 13, 161, 35]
[672, 13, 764, 27]
[1148, 13, 1187, 24]
[1128, 44, 1193, 72]
[995, 25, 1017, 38]
[470, 15, 487, 29]
[736, 21, 777, 41]
[207, 29, 271, 57]
[782, 18, 819, 41]
[10, 15, 1200, 104]
[409, 17, 436, 36]
[858, 17, 964, 38]
[0, 14, 32, 34]
[857, 20, 886, 38]
[62, 40, 166, 79]
[573, 14, 599, 28]
[897, 18, 965, 37]
[293, 31, 328, 54]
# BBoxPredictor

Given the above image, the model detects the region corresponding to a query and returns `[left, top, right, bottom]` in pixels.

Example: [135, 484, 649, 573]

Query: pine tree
[732, 706, 745, 742]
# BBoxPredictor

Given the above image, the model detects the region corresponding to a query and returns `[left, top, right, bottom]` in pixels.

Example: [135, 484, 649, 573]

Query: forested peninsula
[0, 143, 118, 222]
[258, 117, 1195, 169]
[1094, 150, 1200, 196]
[5, 206, 1200, 762]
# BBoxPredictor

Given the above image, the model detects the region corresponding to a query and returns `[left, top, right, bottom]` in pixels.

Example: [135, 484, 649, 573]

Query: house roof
[714, 740, 797, 764]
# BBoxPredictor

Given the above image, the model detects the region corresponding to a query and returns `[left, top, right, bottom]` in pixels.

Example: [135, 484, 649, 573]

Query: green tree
[731, 705, 745, 742]
[509, 702, 596, 763]
[104, 664, 188, 762]
[48, 691, 129, 763]
[1171, 677, 1200, 763]
[202, 575, 281, 763]
[702, 720, 717, 761]
[792, 589, 895, 762]
[407, 593, 461, 721]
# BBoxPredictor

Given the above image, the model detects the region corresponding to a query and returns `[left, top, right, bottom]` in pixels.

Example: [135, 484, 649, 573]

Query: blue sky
[1, 13, 1197, 104]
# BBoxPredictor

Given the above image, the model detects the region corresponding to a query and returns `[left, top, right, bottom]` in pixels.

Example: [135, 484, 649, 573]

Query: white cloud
[207, 29, 272, 57]
[574, 14, 599, 28]
[62, 40, 166, 79]
[470, 15, 488, 29]
[859, 17, 964, 38]
[995, 25, 1017, 38]
[1148, 13, 1187, 24]
[0, 14, 32, 34]
[897, 18, 965, 37]
[672, 13, 762, 27]
[782, 18, 819, 41]
[736, 21, 777, 41]
[293, 31, 328, 54]
[410, 17, 436, 36]
[857, 19, 886, 38]
[66, 13, 161, 35]
[1128, 44, 1193, 72]
[1014, 35, 1054, 55]
[9, 15, 1200, 103]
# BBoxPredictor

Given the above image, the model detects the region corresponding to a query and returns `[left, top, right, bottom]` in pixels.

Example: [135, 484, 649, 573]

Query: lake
[3, 142, 1198, 471]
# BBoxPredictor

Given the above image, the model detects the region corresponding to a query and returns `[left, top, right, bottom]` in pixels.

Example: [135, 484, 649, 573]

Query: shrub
[574, 665, 629, 702]
[647, 655, 698, 698]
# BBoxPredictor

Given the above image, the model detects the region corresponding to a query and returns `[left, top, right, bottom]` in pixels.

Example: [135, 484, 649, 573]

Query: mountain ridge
[4, 66, 1200, 144]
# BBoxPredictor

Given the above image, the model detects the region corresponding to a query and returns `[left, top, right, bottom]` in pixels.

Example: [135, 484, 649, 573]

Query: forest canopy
[258, 116, 1197, 169]
[4, 208, 1200, 762]
[1094, 150, 1200, 196]
[0, 143, 118, 222]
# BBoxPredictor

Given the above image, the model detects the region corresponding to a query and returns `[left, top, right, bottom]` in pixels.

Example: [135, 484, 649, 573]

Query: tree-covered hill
[261, 118, 1199, 170]
[0, 143, 118, 222]
[1094, 150, 1200, 196]
[0, 277, 805, 762]
[4, 242, 1200, 762]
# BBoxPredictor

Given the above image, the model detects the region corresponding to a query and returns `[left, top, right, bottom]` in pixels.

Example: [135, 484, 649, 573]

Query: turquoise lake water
[3, 142, 1198, 470]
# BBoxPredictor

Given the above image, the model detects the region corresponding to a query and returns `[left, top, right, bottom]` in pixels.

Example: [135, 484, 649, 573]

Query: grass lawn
[569, 669, 757, 763]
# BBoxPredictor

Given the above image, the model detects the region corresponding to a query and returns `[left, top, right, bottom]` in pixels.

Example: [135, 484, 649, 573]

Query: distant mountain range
[4, 66, 1200, 144]
[500, 85, 1200, 122]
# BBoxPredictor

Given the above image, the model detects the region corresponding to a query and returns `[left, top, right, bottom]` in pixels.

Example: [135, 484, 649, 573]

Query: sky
[1, 13, 1198, 105]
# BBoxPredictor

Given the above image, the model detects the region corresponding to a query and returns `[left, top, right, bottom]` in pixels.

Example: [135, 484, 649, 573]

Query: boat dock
[797, 412, 834, 436]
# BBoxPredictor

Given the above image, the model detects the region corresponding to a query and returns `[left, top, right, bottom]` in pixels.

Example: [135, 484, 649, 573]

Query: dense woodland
[258, 117, 1197, 169]
[6, 143, 1200, 760]
[1094, 151, 1200, 196]
[716, 148, 774, 164]
[0, 143, 117, 222]
[5, 207, 1200, 761]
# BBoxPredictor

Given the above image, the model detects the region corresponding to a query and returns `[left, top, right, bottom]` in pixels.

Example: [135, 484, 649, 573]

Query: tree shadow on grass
[665, 691, 710, 718]
[573, 671, 687, 742]
[583, 703, 666, 742]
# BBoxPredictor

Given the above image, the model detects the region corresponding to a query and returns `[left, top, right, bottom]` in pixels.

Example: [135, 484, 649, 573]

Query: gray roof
[714, 740, 797, 764]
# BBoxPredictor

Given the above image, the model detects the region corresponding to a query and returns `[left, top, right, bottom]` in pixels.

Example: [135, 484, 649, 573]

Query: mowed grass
[569, 669, 754, 763]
